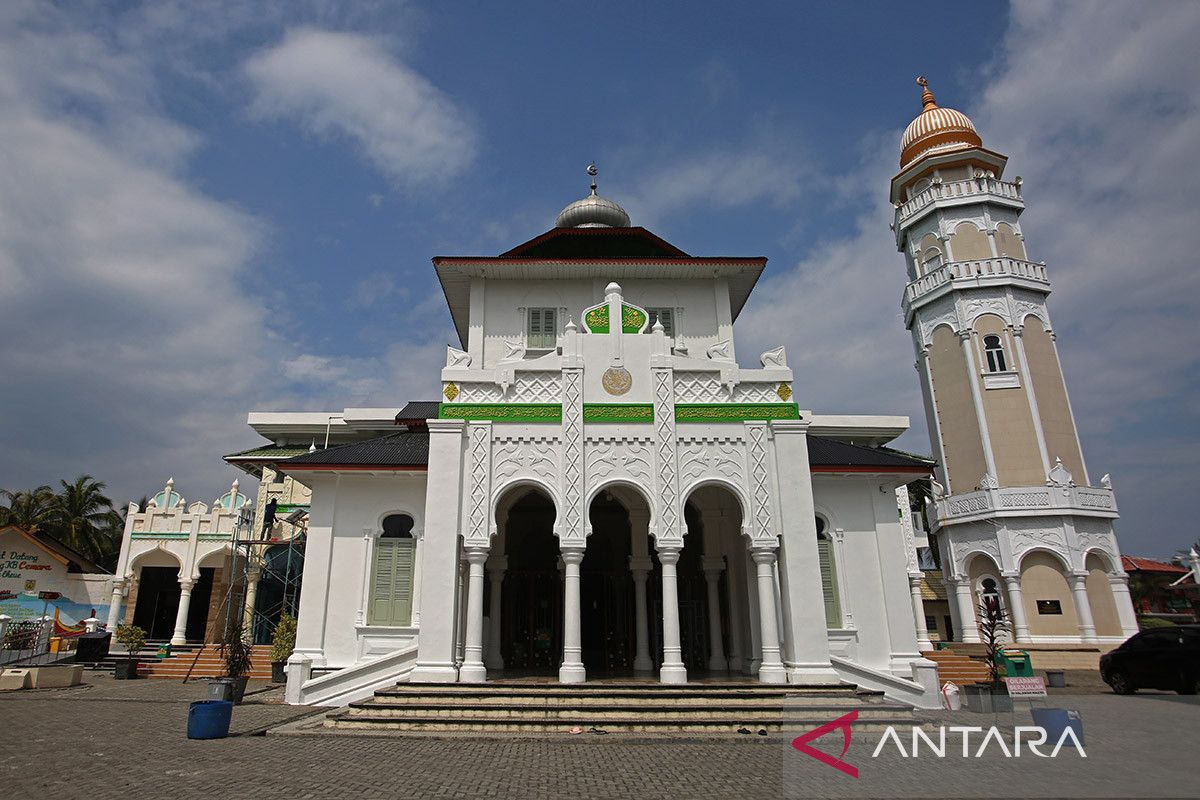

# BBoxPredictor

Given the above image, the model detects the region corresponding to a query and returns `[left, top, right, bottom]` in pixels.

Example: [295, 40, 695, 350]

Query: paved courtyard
[1, 672, 1197, 799]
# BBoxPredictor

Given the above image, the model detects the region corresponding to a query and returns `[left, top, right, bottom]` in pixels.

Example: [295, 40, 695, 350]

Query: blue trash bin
[1030, 707, 1084, 747]
[188, 700, 233, 740]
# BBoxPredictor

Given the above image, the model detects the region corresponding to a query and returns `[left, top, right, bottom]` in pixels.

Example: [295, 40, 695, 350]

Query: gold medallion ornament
[443, 382, 459, 401]
[776, 382, 793, 401]
[601, 367, 633, 396]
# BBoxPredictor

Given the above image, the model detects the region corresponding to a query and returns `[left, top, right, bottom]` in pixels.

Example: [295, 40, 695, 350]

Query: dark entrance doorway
[500, 490, 561, 672]
[131, 566, 215, 642]
[184, 567, 214, 642]
[678, 502, 711, 671]
[132, 566, 180, 640]
[582, 492, 634, 674]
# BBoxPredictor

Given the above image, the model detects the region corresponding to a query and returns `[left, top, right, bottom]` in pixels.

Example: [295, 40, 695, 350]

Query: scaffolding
[219, 503, 307, 645]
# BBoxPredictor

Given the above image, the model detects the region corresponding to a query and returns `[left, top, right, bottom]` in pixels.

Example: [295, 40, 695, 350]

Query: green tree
[0, 485, 57, 530]
[51, 475, 122, 569]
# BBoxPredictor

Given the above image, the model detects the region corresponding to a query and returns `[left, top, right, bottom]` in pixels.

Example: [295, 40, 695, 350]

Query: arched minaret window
[816, 517, 842, 628]
[979, 577, 1003, 614]
[369, 514, 416, 626]
[921, 249, 944, 275]
[983, 334, 1007, 372]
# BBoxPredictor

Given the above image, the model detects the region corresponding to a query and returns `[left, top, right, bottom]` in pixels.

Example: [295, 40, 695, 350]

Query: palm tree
[51, 475, 120, 566]
[0, 485, 57, 530]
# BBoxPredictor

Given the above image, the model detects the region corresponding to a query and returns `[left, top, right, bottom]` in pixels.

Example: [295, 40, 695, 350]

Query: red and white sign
[1005, 676, 1047, 698]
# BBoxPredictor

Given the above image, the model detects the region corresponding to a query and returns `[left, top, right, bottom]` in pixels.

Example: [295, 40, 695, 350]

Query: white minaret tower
[891, 77, 1138, 645]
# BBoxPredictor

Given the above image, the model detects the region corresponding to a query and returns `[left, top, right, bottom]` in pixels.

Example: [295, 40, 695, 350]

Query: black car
[1100, 624, 1200, 695]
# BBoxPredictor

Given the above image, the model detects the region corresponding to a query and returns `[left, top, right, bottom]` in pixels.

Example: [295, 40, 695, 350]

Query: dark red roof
[500, 226, 690, 259]
[1122, 555, 1188, 574]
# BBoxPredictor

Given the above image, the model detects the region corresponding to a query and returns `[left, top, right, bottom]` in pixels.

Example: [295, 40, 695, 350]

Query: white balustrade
[896, 177, 1023, 226]
[935, 484, 1118, 524]
[904, 258, 1049, 306]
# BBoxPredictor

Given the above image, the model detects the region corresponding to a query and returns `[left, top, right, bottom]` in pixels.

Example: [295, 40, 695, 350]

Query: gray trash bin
[207, 678, 234, 702]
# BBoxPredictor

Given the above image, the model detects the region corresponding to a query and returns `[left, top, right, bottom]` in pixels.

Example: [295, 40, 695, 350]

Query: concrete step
[319, 680, 916, 736]
[323, 713, 915, 734]
[340, 701, 907, 721]
[366, 688, 886, 706]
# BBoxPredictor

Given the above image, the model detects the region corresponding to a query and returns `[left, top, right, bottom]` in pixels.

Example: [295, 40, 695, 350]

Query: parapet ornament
[759, 346, 787, 368]
[446, 346, 472, 369]
[1046, 457, 1074, 488]
[707, 340, 734, 362]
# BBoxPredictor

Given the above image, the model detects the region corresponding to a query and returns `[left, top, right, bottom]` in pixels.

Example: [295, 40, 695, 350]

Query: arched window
[921, 249, 944, 274]
[979, 577, 1002, 614]
[368, 514, 416, 626]
[983, 335, 1007, 372]
[816, 517, 842, 628]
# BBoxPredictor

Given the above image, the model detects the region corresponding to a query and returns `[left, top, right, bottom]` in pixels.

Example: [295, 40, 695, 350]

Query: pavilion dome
[900, 77, 982, 168]
[555, 166, 631, 228]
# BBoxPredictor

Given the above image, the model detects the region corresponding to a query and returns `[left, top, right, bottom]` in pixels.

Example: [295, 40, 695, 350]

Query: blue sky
[1, 2, 1197, 558]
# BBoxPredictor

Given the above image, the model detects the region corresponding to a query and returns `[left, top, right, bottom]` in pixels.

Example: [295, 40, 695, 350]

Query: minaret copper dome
[899, 77, 983, 168]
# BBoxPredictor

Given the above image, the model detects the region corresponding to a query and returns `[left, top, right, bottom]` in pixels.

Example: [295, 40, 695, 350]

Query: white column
[629, 557, 653, 673]
[769, 420, 840, 684]
[1002, 572, 1031, 642]
[1110, 573, 1140, 637]
[744, 553, 762, 674]
[657, 544, 688, 684]
[0, 615, 10, 645]
[751, 547, 787, 684]
[1070, 571, 1098, 643]
[459, 547, 489, 682]
[242, 568, 261, 642]
[170, 578, 195, 646]
[909, 574, 933, 651]
[703, 559, 727, 673]
[960, 330, 999, 481]
[455, 559, 467, 664]
[485, 557, 506, 670]
[949, 579, 981, 643]
[105, 581, 125, 631]
[411, 419, 466, 683]
[410, 534, 423, 626]
[558, 546, 586, 683]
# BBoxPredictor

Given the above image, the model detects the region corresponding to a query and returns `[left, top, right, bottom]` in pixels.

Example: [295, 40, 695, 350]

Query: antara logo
[791, 711, 1087, 778]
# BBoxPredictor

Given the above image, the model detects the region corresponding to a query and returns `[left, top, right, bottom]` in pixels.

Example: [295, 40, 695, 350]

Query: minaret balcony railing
[933, 484, 1118, 527]
[903, 257, 1049, 312]
[896, 176, 1024, 228]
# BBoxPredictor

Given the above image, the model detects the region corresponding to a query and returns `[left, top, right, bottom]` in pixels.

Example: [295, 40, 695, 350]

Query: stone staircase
[139, 644, 274, 680]
[92, 643, 275, 681]
[921, 649, 990, 686]
[315, 681, 918, 735]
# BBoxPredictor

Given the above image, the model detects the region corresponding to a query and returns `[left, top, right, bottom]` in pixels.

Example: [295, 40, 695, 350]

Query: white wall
[478, 277, 727, 367]
[293, 473, 429, 670]
[812, 476, 921, 675]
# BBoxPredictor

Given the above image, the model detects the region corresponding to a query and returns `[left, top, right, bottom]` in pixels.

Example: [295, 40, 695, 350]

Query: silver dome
[554, 190, 631, 228]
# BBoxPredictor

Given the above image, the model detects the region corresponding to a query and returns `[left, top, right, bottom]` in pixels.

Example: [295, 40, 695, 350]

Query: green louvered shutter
[817, 536, 841, 629]
[391, 538, 415, 625]
[369, 540, 397, 625]
[528, 308, 556, 349]
[369, 538, 416, 626]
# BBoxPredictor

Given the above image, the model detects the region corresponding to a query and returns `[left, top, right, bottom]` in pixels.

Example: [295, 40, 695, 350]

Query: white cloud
[623, 141, 815, 226]
[737, 0, 1200, 556]
[243, 27, 478, 186]
[0, 6, 270, 504]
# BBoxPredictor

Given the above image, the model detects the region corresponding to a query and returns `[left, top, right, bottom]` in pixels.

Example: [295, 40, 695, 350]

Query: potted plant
[113, 625, 146, 680]
[216, 619, 253, 703]
[963, 598, 1013, 713]
[270, 614, 297, 683]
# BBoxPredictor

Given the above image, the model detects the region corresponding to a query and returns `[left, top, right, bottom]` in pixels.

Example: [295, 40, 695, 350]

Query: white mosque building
[109, 79, 1138, 710]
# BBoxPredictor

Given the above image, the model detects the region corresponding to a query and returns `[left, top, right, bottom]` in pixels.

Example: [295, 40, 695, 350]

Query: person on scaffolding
[261, 498, 278, 535]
